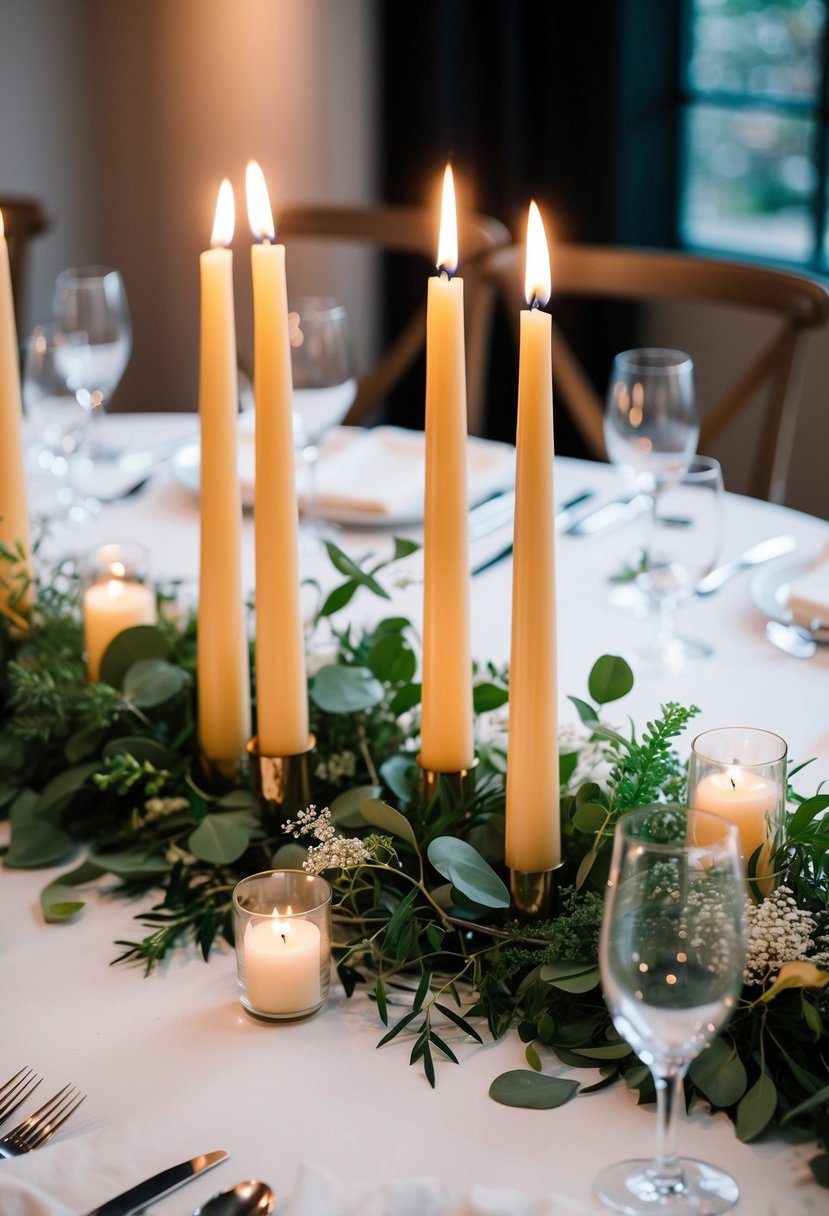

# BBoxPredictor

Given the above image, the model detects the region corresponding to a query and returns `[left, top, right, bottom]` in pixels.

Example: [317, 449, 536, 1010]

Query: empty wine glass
[629, 455, 724, 670]
[53, 266, 132, 463]
[595, 805, 745, 1215]
[289, 296, 357, 542]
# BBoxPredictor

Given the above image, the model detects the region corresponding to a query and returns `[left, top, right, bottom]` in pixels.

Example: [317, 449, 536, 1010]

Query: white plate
[171, 424, 516, 529]
[748, 557, 829, 641]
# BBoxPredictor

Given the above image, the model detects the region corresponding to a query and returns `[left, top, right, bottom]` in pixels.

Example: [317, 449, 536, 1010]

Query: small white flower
[744, 885, 822, 985]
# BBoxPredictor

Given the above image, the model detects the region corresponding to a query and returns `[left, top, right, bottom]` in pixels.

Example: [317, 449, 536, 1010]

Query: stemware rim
[55, 265, 123, 285]
[288, 294, 348, 319]
[613, 347, 694, 375]
[614, 806, 740, 853]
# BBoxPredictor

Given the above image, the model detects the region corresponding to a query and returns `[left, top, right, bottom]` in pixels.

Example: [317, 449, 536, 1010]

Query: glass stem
[303, 442, 320, 518]
[653, 1069, 686, 1187]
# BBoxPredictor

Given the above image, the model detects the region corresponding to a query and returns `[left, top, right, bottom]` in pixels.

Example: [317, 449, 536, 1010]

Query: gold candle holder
[198, 751, 249, 791]
[417, 756, 478, 809]
[247, 734, 316, 830]
[509, 863, 565, 921]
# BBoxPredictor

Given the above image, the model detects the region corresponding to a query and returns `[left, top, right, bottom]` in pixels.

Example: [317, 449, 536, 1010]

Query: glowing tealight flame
[106, 579, 125, 602]
[210, 179, 235, 249]
[245, 159, 275, 242]
[524, 200, 551, 308]
[110, 561, 126, 578]
[436, 164, 458, 276]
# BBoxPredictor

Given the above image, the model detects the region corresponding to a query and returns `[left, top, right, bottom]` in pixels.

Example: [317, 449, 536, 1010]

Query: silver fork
[0, 1084, 86, 1157]
[0, 1067, 41, 1128]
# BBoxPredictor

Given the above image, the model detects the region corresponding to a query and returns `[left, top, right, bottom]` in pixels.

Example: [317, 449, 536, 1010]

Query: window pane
[688, 0, 825, 100]
[682, 104, 815, 259]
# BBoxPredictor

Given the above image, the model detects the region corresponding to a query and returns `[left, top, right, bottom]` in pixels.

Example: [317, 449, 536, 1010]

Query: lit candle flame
[210, 179, 235, 249]
[111, 561, 126, 578]
[245, 159, 276, 243]
[436, 164, 458, 276]
[524, 200, 551, 308]
[106, 579, 125, 601]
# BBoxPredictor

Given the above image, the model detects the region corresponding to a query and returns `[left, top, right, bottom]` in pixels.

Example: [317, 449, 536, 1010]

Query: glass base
[240, 995, 326, 1023]
[628, 631, 714, 673]
[595, 1157, 739, 1215]
[299, 515, 343, 554]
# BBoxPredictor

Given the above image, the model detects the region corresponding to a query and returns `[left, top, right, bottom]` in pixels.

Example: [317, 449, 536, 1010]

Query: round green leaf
[540, 960, 601, 993]
[40, 881, 86, 923]
[103, 736, 173, 767]
[359, 798, 418, 848]
[427, 836, 510, 909]
[367, 633, 417, 684]
[189, 814, 252, 864]
[330, 784, 382, 828]
[572, 803, 608, 833]
[588, 655, 634, 705]
[122, 659, 186, 709]
[311, 665, 385, 713]
[33, 762, 99, 814]
[489, 1070, 579, 1110]
[5, 818, 74, 868]
[99, 624, 169, 688]
[270, 842, 308, 869]
[473, 682, 510, 713]
[64, 726, 106, 764]
[690, 1036, 747, 1108]
[379, 754, 420, 803]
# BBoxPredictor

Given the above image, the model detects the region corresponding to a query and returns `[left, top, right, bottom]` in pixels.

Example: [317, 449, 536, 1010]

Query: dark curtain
[378, 0, 681, 452]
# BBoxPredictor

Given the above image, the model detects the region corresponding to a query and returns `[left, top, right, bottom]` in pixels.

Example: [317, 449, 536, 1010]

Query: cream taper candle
[197, 180, 251, 768]
[246, 161, 309, 757]
[420, 165, 474, 774]
[505, 201, 560, 873]
[0, 209, 33, 620]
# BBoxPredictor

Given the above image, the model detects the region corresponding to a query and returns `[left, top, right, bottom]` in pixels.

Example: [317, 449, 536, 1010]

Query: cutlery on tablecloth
[471, 491, 594, 576]
[192, 1179, 274, 1216]
[0, 1068, 41, 1129]
[694, 533, 798, 596]
[564, 492, 651, 537]
[765, 618, 828, 659]
[0, 1084, 85, 1157]
[81, 1149, 229, 1216]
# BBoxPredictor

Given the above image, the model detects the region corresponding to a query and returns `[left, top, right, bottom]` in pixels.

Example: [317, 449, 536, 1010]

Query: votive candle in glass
[82, 542, 157, 680]
[233, 869, 332, 1020]
[687, 727, 787, 884]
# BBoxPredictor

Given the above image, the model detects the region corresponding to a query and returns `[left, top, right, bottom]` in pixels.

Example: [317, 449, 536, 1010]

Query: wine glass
[21, 323, 91, 524]
[595, 805, 746, 1215]
[289, 297, 358, 542]
[52, 266, 132, 463]
[629, 455, 724, 670]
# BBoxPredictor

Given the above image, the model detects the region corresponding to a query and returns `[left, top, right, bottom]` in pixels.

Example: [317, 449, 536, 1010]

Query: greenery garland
[1, 537, 829, 1186]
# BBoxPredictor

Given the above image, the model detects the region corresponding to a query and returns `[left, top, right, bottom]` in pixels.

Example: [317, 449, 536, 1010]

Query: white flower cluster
[283, 804, 371, 876]
[314, 750, 357, 784]
[744, 885, 829, 985]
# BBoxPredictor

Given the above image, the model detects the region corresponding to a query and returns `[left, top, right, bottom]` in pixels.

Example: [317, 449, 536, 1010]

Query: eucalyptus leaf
[572, 803, 608, 833]
[0, 732, 25, 770]
[540, 961, 601, 993]
[103, 736, 173, 767]
[379, 754, 420, 803]
[32, 762, 99, 814]
[189, 814, 252, 864]
[99, 624, 169, 688]
[427, 837, 510, 909]
[311, 665, 385, 713]
[473, 682, 510, 713]
[270, 842, 309, 869]
[489, 1070, 579, 1110]
[90, 846, 170, 879]
[588, 655, 634, 705]
[5, 805, 74, 868]
[736, 1071, 777, 1142]
[123, 659, 187, 709]
[360, 798, 418, 848]
[330, 785, 382, 828]
[40, 881, 86, 923]
[64, 726, 106, 764]
[367, 633, 416, 684]
[690, 1036, 747, 1108]
[389, 682, 422, 718]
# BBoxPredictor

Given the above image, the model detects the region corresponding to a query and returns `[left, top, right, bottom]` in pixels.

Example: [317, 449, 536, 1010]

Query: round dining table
[2, 414, 828, 1216]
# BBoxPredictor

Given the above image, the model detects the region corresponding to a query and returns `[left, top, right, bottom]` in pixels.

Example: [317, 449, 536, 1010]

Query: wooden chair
[476, 242, 829, 503]
[277, 204, 511, 430]
[0, 196, 50, 336]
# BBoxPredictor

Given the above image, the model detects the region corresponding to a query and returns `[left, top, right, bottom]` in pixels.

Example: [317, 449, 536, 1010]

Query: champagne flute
[52, 266, 132, 464]
[596, 806, 746, 1215]
[289, 296, 357, 543]
[630, 455, 724, 670]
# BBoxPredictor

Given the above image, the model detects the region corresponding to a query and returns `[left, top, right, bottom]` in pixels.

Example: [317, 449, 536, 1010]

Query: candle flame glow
[210, 179, 235, 249]
[436, 164, 458, 276]
[106, 579, 125, 602]
[245, 160, 276, 242]
[524, 200, 551, 307]
[111, 561, 126, 578]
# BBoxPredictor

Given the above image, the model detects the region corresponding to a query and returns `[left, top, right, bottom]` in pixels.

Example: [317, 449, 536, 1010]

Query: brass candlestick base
[509, 863, 565, 921]
[198, 751, 249, 792]
[417, 756, 478, 809]
[247, 734, 316, 830]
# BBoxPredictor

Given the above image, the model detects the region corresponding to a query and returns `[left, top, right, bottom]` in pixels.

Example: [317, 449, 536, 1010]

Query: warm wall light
[210, 179, 235, 248]
[436, 163, 458, 275]
[245, 160, 276, 242]
[524, 199, 551, 307]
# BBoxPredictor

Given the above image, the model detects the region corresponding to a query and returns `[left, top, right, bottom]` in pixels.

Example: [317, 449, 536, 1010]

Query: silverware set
[0, 1067, 85, 1158]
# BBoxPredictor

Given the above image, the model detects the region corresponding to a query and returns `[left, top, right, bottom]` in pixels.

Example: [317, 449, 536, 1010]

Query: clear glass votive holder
[233, 869, 332, 1021]
[82, 541, 157, 681]
[687, 727, 787, 884]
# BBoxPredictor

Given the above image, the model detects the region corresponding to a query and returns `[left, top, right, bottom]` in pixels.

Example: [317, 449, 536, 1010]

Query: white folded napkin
[786, 542, 829, 625]
[281, 1163, 595, 1216]
[235, 419, 515, 520]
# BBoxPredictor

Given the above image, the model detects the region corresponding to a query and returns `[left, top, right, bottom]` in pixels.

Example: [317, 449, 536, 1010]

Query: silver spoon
[192, 1181, 274, 1216]
[766, 619, 818, 659]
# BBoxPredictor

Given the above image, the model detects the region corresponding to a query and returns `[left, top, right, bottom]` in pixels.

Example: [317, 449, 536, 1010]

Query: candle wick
[530, 295, 542, 310]
[281, 933, 287, 944]
[730, 777, 736, 789]
[438, 266, 450, 281]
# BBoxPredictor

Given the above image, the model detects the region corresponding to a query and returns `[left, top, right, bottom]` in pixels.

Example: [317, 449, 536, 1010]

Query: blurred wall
[0, 0, 379, 412]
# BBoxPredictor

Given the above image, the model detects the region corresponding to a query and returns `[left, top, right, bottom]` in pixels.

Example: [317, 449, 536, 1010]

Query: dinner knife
[82, 1149, 229, 1216]
[694, 533, 798, 597]
[471, 491, 594, 575]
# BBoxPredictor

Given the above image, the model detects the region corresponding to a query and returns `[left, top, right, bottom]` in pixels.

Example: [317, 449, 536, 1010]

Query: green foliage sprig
[1, 539, 828, 1186]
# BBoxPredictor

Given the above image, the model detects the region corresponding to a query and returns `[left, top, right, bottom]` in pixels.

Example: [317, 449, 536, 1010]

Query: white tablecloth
[3, 415, 828, 1216]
